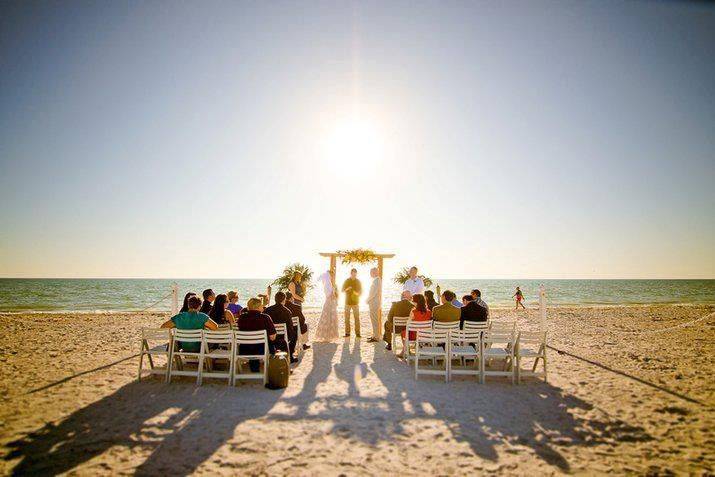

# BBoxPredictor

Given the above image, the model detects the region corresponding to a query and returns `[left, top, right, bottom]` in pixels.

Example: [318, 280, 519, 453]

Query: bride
[313, 270, 339, 341]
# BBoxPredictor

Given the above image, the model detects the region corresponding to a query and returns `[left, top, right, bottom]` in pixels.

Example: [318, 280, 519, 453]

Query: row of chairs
[137, 322, 293, 386]
[392, 318, 546, 383]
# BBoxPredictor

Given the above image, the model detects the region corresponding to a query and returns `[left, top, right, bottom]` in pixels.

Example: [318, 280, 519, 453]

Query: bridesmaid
[288, 272, 305, 307]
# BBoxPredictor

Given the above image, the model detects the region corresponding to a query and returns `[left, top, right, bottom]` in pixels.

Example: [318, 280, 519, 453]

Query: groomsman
[366, 267, 381, 342]
[342, 268, 362, 337]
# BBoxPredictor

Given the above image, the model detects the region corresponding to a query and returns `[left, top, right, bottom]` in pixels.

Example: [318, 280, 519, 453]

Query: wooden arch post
[319, 251, 395, 338]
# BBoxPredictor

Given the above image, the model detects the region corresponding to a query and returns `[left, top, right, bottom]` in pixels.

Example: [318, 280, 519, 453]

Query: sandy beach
[0, 305, 713, 475]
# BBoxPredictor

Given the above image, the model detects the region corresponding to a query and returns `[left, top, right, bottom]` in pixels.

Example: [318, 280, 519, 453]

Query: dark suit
[286, 300, 308, 335]
[383, 299, 415, 343]
[265, 302, 297, 356]
[460, 301, 488, 328]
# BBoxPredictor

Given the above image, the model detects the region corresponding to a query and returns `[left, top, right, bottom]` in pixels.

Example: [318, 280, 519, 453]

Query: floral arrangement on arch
[393, 267, 433, 289]
[272, 263, 314, 291]
[336, 248, 378, 265]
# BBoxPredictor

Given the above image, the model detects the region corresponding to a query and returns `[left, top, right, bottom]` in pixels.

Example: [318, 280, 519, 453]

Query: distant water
[0, 279, 713, 313]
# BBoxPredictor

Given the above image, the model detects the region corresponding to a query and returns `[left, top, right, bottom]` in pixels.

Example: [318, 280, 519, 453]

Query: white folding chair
[273, 323, 293, 358]
[433, 321, 460, 331]
[168, 329, 204, 385]
[515, 331, 547, 383]
[199, 330, 235, 385]
[480, 329, 516, 384]
[391, 316, 409, 354]
[448, 328, 482, 381]
[404, 320, 433, 364]
[414, 328, 450, 382]
[138, 328, 173, 382]
[291, 316, 304, 357]
[233, 330, 269, 386]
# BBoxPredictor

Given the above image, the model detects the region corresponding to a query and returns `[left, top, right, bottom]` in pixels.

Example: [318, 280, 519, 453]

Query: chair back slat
[393, 316, 409, 326]
[462, 321, 489, 331]
[451, 329, 482, 342]
[174, 329, 203, 342]
[517, 331, 546, 345]
[203, 330, 233, 344]
[433, 321, 460, 330]
[416, 328, 449, 342]
[236, 330, 268, 345]
[142, 328, 172, 340]
[274, 323, 288, 338]
[406, 320, 433, 331]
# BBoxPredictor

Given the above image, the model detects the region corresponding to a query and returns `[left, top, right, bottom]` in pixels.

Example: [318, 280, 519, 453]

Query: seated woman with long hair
[180, 292, 197, 313]
[209, 293, 236, 327]
[398, 293, 432, 358]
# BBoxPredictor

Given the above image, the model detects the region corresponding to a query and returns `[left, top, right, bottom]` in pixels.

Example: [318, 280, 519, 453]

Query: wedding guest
[286, 292, 310, 350]
[179, 292, 197, 313]
[265, 291, 298, 362]
[342, 268, 362, 338]
[227, 290, 243, 316]
[200, 288, 215, 315]
[366, 267, 381, 343]
[471, 289, 490, 318]
[209, 293, 235, 326]
[403, 266, 425, 295]
[460, 294, 488, 328]
[383, 290, 414, 351]
[451, 294, 463, 307]
[399, 293, 431, 358]
[462, 295, 473, 305]
[237, 297, 277, 372]
[161, 295, 217, 352]
[288, 272, 305, 306]
[424, 290, 438, 311]
[432, 290, 461, 322]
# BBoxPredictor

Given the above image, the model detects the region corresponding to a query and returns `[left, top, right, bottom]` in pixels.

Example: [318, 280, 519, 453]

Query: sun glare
[322, 118, 384, 167]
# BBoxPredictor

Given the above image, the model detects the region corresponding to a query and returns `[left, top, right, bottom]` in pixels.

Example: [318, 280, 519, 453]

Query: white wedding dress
[314, 271, 339, 342]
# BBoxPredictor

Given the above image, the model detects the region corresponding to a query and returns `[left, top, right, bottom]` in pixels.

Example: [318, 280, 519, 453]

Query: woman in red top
[402, 293, 432, 342]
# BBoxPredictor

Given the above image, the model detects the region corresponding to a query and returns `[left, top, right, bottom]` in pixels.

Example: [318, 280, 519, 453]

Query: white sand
[0, 305, 713, 475]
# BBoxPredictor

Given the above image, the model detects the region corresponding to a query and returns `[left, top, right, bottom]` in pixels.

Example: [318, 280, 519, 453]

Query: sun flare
[322, 118, 384, 166]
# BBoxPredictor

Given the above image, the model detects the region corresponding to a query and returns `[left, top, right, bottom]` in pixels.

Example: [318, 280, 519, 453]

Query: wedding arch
[319, 249, 395, 337]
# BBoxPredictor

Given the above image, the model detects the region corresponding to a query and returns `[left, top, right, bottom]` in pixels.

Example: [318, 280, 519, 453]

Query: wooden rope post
[377, 257, 384, 339]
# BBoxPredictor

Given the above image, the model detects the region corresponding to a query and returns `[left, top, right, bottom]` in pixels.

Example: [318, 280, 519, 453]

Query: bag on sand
[266, 352, 289, 389]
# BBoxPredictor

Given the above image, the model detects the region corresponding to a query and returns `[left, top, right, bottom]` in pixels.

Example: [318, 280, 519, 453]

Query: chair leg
[263, 355, 268, 386]
[137, 352, 144, 382]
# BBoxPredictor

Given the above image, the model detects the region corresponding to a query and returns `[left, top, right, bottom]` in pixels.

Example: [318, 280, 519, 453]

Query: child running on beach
[513, 286, 526, 310]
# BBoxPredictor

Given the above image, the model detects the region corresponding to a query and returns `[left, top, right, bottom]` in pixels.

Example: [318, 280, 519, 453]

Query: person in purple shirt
[227, 290, 243, 316]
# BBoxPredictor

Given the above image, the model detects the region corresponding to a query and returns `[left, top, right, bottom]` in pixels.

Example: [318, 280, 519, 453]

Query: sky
[1, 0, 714, 280]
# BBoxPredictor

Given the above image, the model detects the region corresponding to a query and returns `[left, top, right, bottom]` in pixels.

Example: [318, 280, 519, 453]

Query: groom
[342, 268, 362, 337]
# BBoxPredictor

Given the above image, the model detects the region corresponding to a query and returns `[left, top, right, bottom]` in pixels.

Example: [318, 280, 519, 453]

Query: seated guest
[399, 293, 431, 358]
[237, 297, 277, 372]
[432, 290, 461, 322]
[460, 293, 488, 328]
[161, 295, 217, 351]
[200, 288, 215, 315]
[209, 293, 235, 326]
[462, 295, 473, 305]
[383, 291, 414, 351]
[227, 290, 243, 316]
[451, 294, 463, 307]
[179, 292, 197, 312]
[471, 289, 490, 318]
[286, 292, 310, 350]
[424, 290, 438, 311]
[264, 291, 298, 362]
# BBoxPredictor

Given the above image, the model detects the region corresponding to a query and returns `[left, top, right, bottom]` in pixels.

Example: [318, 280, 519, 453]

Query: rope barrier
[134, 291, 174, 313]
[555, 310, 715, 336]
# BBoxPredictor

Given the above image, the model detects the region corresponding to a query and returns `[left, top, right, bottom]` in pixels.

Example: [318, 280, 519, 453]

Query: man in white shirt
[366, 267, 382, 342]
[403, 266, 425, 295]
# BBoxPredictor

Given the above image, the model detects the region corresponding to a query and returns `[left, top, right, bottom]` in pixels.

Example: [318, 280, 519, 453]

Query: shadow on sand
[6, 341, 652, 474]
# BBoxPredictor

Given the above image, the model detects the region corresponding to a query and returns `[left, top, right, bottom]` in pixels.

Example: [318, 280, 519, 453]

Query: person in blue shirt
[161, 295, 217, 352]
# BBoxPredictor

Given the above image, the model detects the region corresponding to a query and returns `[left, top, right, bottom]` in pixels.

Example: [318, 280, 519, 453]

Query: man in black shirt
[460, 294, 488, 328]
[200, 288, 215, 315]
[265, 291, 297, 362]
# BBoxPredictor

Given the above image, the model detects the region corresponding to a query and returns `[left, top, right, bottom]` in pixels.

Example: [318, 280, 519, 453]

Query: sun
[322, 117, 384, 166]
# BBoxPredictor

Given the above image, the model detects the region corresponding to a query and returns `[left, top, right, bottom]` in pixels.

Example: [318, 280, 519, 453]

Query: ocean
[0, 278, 713, 313]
